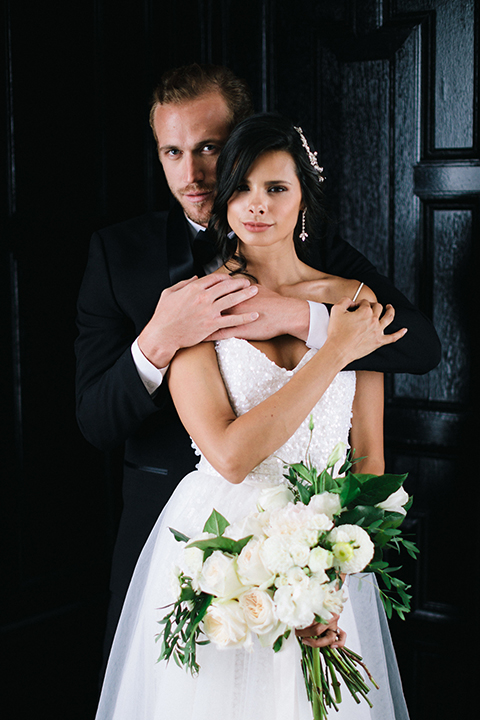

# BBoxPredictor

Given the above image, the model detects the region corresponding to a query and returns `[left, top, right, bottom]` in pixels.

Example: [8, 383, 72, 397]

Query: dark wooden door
[2, 1, 475, 717]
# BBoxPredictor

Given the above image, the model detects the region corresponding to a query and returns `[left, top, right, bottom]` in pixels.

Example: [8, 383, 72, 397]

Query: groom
[75, 63, 441, 660]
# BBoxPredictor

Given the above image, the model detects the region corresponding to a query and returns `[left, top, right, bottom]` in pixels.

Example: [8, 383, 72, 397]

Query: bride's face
[227, 150, 303, 249]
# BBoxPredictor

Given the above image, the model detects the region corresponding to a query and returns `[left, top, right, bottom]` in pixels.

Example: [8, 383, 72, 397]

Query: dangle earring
[299, 209, 308, 242]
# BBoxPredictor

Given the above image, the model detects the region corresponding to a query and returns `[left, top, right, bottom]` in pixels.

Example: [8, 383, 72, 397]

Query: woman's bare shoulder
[282, 270, 377, 304]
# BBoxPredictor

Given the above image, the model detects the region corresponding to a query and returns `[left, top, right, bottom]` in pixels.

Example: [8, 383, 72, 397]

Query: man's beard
[175, 183, 216, 226]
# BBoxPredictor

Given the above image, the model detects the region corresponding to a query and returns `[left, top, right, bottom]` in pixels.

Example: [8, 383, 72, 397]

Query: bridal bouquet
[157, 440, 417, 719]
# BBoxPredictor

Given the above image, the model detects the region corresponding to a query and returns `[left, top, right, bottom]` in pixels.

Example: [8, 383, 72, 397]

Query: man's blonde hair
[149, 63, 254, 141]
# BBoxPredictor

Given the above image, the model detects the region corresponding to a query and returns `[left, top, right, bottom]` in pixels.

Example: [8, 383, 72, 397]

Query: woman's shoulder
[283, 268, 377, 304]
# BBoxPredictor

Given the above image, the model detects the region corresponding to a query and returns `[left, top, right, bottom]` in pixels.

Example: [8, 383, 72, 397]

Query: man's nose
[183, 154, 204, 185]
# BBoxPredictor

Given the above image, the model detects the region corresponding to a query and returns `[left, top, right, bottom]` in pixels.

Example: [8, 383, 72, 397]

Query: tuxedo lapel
[166, 203, 196, 286]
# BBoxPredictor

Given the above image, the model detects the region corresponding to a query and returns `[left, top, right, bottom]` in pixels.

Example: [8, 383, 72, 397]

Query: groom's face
[153, 91, 231, 226]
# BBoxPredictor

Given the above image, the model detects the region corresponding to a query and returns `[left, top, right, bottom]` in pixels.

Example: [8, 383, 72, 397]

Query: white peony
[309, 492, 342, 520]
[328, 525, 374, 574]
[238, 589, 278, 635]
[376, 486, 409, 516]
[265, 502, 333, 539]
[203, 600, 251, 649]
[257, 484, 295, 512]
[198, 551, 245, 599]
[237, 538, 273, 587]
[260, 535, 296, 575]
[273, 582, 315, 629]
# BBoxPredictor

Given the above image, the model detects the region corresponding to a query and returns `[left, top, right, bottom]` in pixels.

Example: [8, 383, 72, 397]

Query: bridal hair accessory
[299, 208, 308, 241]
[294, 126, 325, 182]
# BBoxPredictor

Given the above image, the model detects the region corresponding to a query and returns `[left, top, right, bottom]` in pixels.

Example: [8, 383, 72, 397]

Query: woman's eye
[269, 185, 286, 192]
[236, 184, 249, 192]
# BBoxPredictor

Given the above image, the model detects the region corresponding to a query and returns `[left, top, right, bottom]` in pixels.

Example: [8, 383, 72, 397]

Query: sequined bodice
[193, 338, 356, 484]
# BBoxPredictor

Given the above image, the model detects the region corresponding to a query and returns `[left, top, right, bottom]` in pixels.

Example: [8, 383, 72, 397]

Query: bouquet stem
[299, 640, 375, 719]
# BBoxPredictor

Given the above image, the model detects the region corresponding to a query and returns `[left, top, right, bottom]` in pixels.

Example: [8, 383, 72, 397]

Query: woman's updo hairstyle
[209, 112, 326, 271]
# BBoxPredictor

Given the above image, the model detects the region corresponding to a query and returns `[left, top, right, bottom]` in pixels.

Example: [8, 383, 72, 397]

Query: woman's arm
[168, 299, 400, 483]
[349, 371, 385, 475]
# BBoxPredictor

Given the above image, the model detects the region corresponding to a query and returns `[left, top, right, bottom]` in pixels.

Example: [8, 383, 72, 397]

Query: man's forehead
[153, 92, 231, 147]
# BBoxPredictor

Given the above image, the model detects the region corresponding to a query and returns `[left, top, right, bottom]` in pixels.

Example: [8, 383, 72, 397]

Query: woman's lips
[242, 222, 272, 232]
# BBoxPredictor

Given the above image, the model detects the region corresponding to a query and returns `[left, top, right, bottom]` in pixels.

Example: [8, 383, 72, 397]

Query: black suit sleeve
[75, 231, 165, 450]
[318, 231, 442, 374]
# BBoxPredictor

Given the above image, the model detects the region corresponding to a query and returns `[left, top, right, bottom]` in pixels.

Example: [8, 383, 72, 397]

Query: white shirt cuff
[131, 338, 168, 394]
[306, 301, 330, 350]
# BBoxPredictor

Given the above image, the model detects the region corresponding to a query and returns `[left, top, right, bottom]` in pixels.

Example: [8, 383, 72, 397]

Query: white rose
[289, 539, 312, 567]
[239, 589, 278, 635]
[257, 484, 295, 512]
[376, 486, 409, 516]
[309, 492, 342, 519]
[260, 535, 296, 575]
[203, 600, 250, 648]
[223, 512, 264, 541]
[308, 546, 334, 573]
[237, 538, 273, 586]
[198, 551, 244, 599]
[328, 525, 374, 574]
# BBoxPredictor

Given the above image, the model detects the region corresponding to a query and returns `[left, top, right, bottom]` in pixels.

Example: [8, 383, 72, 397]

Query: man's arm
[319, 231, 441, 374]
[75, 232, 259, 450]
[75, 232, 163, 450]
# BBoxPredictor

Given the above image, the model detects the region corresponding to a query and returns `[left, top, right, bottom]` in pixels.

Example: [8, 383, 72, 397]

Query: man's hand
[208, 284, 311, 342]
[137, 274, 259, 368]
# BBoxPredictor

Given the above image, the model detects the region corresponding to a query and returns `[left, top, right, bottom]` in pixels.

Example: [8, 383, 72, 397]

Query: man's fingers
[216, 311, 259, 329]
[214, 284, 258, 312]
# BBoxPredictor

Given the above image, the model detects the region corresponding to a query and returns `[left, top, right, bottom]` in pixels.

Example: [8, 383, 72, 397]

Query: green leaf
[187, 534, 253, 557]
[202, 509, 230, 536]
[169, 527, 190, 543]
[339, 472, 362, 507]
[353, 473, 408, 507]
[290, 462, 315, 484]
[336, 504, 384, 527]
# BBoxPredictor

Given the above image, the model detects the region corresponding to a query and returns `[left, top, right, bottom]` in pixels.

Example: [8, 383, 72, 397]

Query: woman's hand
[295, 613, 346, 649]
[327, 297, 407, 366]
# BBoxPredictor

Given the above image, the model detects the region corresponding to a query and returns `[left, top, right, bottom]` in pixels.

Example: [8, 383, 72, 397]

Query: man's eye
[202, 144, 218, 153]
[166, 149, 181, 157]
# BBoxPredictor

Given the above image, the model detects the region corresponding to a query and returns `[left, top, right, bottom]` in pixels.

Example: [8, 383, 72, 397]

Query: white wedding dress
[96, 338, 409, 720]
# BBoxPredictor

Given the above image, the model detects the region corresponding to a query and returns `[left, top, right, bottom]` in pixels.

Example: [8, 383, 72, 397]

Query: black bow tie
[192, 229, 218, 273]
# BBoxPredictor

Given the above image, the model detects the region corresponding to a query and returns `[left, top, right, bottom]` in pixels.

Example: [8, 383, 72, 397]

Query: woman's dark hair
[208, 112, 326, 273]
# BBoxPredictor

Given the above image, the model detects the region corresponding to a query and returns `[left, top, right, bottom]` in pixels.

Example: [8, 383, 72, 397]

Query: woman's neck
[237, 241, 313, 291]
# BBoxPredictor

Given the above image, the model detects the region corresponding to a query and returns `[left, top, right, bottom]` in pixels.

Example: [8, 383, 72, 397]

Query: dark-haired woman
[95, 115, 409, 720]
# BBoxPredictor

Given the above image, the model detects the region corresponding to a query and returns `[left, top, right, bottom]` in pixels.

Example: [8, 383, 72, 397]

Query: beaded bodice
[193, 338, 356, 484]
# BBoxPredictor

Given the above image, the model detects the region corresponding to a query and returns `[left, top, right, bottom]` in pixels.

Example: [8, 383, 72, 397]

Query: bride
[95, 114, 409, 719]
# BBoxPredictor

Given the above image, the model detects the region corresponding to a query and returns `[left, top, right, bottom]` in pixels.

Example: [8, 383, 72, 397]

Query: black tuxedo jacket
[75, 202, 440, 601]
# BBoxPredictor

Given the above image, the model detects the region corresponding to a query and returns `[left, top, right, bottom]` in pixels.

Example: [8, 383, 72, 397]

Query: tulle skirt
[96, 470, 409, 720]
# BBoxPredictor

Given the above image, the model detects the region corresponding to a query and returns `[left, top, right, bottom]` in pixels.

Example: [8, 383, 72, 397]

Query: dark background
[2, 1, 477, 717]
